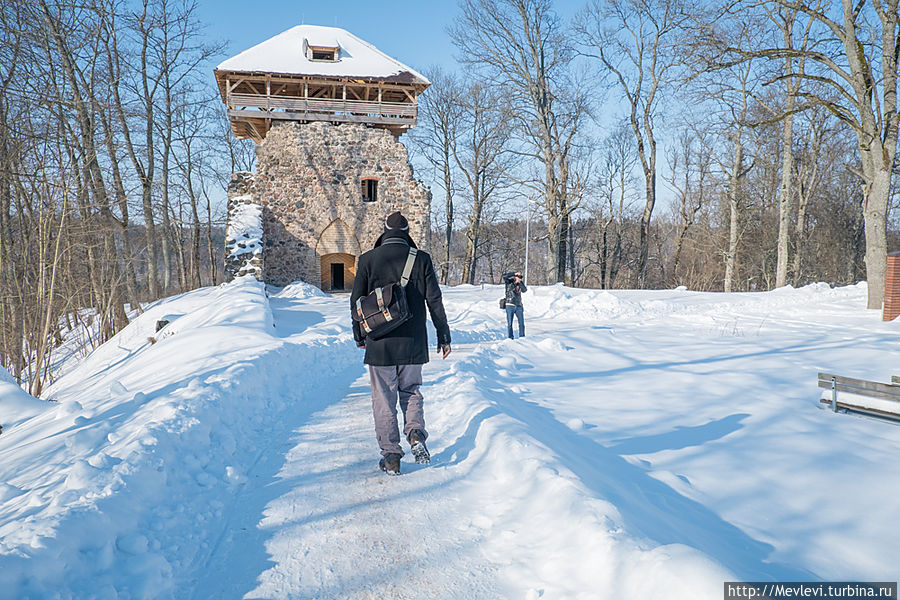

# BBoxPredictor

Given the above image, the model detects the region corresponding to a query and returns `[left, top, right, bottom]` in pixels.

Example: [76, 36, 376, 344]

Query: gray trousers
[368, 364, 426, 457]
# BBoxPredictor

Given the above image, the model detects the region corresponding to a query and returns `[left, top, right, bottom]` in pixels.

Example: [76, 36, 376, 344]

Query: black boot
[379, 453, 401, 475]
[408, 430, 430, 465]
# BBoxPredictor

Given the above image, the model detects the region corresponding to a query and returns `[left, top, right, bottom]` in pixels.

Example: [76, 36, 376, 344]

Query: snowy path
[231, 292, 732, 599]
[243, 374, 499, 599]
[231, 295, 503, 599]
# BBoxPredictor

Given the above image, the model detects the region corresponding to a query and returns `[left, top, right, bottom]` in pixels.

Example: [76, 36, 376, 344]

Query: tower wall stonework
[224, 172, 264, 282]
[246, 121, 431, 288]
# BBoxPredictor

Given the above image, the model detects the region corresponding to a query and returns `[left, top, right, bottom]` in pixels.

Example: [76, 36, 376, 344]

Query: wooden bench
[817, 372, 900, 421]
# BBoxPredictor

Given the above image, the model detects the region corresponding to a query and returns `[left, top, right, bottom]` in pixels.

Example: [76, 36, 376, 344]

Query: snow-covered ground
[1, 278, 898, 599]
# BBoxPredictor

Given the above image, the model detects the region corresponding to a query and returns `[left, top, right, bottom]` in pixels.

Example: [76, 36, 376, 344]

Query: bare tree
[594, 124, 637, 289]
[1, 0, 234, 392]
[452, 81, 513, 284]
[577, 0, 691, 288]
[411, 68, 462, 284]
[452, 0, 587, 284]
[665, 129, 712, 281]
[152, 0, 220, 293]
[760, 4, 814, 287]
[792, 105, 847, 283]
[725, 0, 900, 309]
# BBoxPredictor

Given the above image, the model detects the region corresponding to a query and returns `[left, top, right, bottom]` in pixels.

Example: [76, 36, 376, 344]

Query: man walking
[350, 212, 451, 476]
[503, 271, 527, 339]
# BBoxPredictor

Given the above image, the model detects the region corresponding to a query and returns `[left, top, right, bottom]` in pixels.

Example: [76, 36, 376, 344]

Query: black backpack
[353, 248, 417, 340]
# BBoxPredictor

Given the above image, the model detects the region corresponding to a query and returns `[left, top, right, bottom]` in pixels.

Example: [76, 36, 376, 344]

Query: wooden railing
[228, 93, 417, 122]
[817, 371, 900, 420]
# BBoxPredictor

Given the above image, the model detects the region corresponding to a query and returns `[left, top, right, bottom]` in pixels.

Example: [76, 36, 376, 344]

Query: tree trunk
[637, 162, 656, 288]
[442, 161, 453, 285]
[673, 225, 690, 278]
[861, 162, 890, 309]
[187, 177, 203, 289]
[546, 206, 560, 283]
[632, 104, 658, 289]
[792, 187, 810, 285]
[724, 139, 744, 293]
[462, 194, 483, 285]
[160, 158, 173, 293]
[139, 1, 159, 298]
[773, 6, 806, 289]
[205, 189, 217, 285]
[775, 110, 794, 287]
[600, 224, 609, 289]
[558, 197, 570, 284]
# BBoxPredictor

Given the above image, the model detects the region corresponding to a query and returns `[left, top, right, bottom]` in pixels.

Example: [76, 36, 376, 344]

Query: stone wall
[244, 121, 431, 289]
[224, 173, 264, 282]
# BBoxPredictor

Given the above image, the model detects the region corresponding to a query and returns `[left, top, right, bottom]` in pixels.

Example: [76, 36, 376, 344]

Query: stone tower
[215, 25, 431, 290]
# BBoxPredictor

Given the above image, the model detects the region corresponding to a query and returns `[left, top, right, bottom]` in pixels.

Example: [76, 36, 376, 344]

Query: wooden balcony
[226, 92, 418, 141]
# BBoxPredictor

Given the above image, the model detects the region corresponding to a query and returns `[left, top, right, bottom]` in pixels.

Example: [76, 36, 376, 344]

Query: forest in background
[2, 0, 899, 395]
[414, 0, 900, 295]
[0, 0, 254, 394]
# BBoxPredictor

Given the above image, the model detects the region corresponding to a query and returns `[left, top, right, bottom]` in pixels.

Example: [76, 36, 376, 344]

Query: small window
[312, 49, 336, 61]
[362, 178, 378, 203]
[307, 44, 339, 62]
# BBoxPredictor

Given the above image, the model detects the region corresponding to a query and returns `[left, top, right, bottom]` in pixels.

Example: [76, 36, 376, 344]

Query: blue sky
[197, 1, 463, 77]
[197, 0, 589, 77]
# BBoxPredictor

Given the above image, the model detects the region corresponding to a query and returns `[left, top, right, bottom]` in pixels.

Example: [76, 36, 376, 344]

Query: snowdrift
[0, 279, 897, 599]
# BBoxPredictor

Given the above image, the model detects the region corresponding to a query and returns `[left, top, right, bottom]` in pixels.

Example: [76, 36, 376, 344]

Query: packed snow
[1, 278, 898, 599]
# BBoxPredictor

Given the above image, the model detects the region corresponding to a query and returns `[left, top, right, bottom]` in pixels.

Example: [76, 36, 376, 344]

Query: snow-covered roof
[215, 25, 430, 86]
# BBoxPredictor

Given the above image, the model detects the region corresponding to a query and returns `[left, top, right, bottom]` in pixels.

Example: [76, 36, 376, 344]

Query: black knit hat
[384, 211, 409, 231]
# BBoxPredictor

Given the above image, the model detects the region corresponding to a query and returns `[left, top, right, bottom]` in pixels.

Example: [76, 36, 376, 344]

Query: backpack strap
[355, 297, 372, 333]
[375, 286, 392, 321]
[400, 248, 418, 287]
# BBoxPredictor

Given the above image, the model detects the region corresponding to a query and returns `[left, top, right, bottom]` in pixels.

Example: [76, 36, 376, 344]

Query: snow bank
[425, 343, 733, 598]
[0, 366, 49, 432]
[273, 280, 328, 299]
[442, 281, 887, 341]
[2, 279, 897, 597]
[0, 277, 359, 598]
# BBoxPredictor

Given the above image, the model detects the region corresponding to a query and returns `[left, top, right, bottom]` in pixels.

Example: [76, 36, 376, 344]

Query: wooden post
[227, 78, 236, 108]
[831, 376, 838, 412]
[884, 251, 900, 321]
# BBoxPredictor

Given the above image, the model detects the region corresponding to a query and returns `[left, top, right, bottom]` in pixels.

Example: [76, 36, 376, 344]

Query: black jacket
[350, 230, 451, 366]
[503, 274, 527, 307]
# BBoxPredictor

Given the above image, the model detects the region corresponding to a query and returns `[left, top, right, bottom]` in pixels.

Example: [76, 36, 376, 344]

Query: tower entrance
[322, 253, 355, 291]
[316, 219, 360, 292]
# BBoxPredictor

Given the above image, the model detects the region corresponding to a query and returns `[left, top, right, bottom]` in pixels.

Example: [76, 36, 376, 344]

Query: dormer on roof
[303, 32, 340, 62]
[213, 25, 430, 142]
[306, 44, 339, 62]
